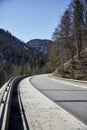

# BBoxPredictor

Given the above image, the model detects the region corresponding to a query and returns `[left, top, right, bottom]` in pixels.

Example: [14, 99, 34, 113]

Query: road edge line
[29, 76, 87, 129]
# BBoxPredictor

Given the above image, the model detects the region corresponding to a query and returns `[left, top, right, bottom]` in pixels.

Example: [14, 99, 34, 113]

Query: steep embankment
[54, 48, 87, 80]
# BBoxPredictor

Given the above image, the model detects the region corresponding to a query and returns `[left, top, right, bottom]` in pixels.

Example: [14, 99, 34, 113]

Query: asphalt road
[30, 74, 87, 126]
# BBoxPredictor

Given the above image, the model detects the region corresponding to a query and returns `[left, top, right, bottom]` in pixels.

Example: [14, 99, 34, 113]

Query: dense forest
[0, 29, 52, 86]
[50, 0, 87, 80]
[27, 39, 52, 54]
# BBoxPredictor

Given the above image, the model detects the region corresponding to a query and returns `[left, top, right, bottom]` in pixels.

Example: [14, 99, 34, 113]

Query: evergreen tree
[73, 0, 83, 58]
[0, 69, 5, 87]
[19, 58, 25, 75]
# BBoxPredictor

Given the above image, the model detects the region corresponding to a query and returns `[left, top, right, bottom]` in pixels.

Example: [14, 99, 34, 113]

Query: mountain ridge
[26, 39, 52, 54]
[0, 29, 52, 64]
[0, 28, 52, 85]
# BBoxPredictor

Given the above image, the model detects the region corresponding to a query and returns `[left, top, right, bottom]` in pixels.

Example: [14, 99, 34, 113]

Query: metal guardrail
[0, 77, 14, 130]
[0, 78, 13, 105]
[0, 75, 28, 130]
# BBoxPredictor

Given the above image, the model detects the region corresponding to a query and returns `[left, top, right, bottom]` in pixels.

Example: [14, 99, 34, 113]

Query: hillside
[0, 29, 39, 65]
[0, 29, 52, 68]
[26, 39, 52, 54]
[54, 48, 87, 80]
[0, 29, 52, 86]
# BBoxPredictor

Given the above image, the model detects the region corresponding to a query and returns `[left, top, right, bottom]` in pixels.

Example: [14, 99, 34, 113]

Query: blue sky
[0, 0, 71, 42]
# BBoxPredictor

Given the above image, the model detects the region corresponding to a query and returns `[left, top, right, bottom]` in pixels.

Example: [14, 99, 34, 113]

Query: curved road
[30, 74, 87, 126]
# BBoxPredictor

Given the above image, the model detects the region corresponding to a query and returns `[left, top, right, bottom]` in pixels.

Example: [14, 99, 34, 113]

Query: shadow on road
[40, 89, 87, 91]
[8, 80, 30, 130]
[54, 99, 87, 102]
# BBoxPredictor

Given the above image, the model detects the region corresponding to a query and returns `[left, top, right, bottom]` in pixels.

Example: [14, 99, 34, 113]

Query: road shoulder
[49, 74, 87, 89]
[19, 77, 87, 130]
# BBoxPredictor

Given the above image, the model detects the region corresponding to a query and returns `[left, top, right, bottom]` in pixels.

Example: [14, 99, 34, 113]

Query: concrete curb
[19, 77, 87, 130]
[49, 74, 87, 83]
[49, 74, 87, 88]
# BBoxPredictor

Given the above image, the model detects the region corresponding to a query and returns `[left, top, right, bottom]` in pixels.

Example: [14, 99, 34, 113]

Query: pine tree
[19, 58, 25, 75]
[73, 0, 83, 58]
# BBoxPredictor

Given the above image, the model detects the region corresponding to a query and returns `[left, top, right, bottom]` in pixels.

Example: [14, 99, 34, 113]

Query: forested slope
[0, 29, 51, 86]
[50, 0, 87, 80]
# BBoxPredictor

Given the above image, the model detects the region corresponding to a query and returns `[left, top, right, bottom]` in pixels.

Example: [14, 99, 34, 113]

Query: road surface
[30, 74, 87, 126]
